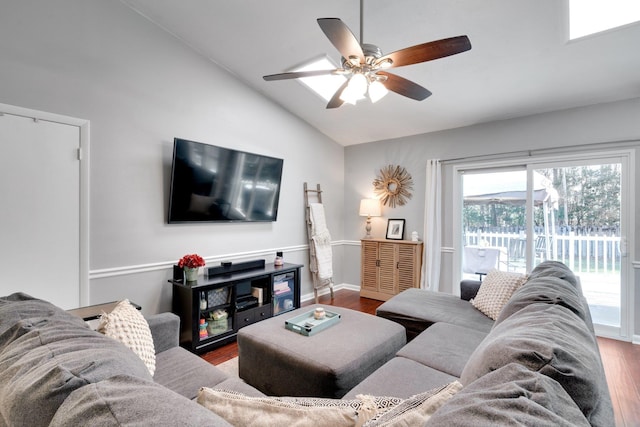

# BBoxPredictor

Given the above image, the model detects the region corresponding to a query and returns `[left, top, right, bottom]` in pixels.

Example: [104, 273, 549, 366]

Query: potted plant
[178, 253, 205, 282]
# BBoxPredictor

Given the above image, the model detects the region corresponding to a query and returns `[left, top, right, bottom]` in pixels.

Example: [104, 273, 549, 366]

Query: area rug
[216, 357, 239, 378]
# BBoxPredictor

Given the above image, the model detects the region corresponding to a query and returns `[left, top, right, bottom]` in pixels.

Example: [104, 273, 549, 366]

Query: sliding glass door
[532, 161, 624, 330]
[461, 168, 528, 275]
[457, 151, 631, 338]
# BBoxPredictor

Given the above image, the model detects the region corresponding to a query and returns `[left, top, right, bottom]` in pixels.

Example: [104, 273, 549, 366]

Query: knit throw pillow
[98, 299, 156, 376]
[197, 381, 462, 427]
[471, 270, 527, 320]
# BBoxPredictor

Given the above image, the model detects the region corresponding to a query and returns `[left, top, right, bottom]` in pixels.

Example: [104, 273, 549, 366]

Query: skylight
[293, 56, 346, 102]
[570, 0, 640, 39]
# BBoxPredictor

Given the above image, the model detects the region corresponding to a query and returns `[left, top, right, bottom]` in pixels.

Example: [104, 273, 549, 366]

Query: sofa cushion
[471, 269, 527, 320]
[98, 299, 156, 376]
[397, 322, 487, 377]
[376, 288, 494, 341]
[460, 303, 613, 425]
[154, 346, 229, 399]
[494, 275, 590, 327]
[0, 292, 89, 341]
[426, 363, 590, 426]
[146, 312, 180, 354]
[0, 293, 153, 427]
[528, 260, 580, 288]
[214, 377, 268, 397]
[50, 375, 232, 426]
[343, 357, 458, 400]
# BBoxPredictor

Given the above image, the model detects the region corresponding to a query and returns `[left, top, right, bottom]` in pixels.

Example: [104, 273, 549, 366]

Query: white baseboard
[633, 334, 640, 345]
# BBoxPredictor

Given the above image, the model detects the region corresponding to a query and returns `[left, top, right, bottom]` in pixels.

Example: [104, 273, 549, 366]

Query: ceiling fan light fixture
[376, 58, 393, 68]
[348, 72, 368, 94]
[339, 87, 364, 105]
[263, 11, 471, 109]
[347, 55, 361, 67]
[368, 80, 388, 103]
[339, 73, 367, 104]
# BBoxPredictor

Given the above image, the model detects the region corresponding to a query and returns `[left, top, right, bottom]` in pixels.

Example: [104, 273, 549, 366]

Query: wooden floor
[598, 336, 640, 426]
[201, 289, 639, 426]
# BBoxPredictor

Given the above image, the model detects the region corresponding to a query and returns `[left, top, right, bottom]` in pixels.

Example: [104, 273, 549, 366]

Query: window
[570, 0, 640, 39]
[292, 56, 345, 102]
[455, 150, 632, 340]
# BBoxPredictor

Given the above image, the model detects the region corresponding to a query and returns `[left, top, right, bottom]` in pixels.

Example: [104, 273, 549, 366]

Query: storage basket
[207, 288, 229, 307]
[207, 318, 228, 335]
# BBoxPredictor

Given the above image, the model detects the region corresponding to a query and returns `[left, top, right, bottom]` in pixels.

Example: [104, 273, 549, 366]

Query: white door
[0, 112, 81, 309]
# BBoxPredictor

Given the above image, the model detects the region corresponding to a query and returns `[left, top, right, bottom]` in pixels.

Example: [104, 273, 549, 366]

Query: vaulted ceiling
[122, 0, 640, 145]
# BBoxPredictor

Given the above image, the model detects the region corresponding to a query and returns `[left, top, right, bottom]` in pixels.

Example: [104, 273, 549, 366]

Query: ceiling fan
[263, 1, 472, 109]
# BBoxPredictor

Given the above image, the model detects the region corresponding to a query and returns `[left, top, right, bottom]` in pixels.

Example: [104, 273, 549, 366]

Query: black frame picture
[386, 219, 406, 240]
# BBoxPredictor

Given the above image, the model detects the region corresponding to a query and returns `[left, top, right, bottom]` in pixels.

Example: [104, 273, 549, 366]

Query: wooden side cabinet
[360, 239, 423, 301]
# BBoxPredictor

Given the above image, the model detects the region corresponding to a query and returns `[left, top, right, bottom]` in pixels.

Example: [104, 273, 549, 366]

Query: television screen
[168, 138, 284, 223]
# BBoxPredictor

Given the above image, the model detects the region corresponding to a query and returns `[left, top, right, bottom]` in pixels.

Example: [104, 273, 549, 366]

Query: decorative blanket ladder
[304, 183, 334, 303]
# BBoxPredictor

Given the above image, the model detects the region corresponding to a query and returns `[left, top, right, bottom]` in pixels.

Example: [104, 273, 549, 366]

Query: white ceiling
[121, 0, 640, 146]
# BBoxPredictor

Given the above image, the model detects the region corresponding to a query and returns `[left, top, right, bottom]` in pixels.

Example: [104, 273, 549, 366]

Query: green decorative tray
[285, 309, 341, 336]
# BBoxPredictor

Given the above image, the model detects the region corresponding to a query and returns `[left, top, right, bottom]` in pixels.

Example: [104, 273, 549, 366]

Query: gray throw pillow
[528, 261, 579, 288]
[494, 276, 589, 327]
[0, 294, 152, 426]
[460, 303, 613, 425]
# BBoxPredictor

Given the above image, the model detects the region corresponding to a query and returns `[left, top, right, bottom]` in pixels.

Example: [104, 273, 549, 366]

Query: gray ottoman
[237, 305, 406, 398]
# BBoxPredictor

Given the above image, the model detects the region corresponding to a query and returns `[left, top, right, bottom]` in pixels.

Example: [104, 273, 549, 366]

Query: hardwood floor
[598, 336, 640, 426]
[201, 289, 639, 426]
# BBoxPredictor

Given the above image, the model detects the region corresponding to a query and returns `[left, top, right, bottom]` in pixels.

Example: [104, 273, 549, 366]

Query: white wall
[0, 0, 344, 314]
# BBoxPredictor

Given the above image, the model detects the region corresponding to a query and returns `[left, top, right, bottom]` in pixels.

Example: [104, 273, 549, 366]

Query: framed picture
[386, 219, 406, 240]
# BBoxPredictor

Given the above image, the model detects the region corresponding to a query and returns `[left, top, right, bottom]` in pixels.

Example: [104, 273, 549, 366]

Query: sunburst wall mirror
[372, 165, 413, 208]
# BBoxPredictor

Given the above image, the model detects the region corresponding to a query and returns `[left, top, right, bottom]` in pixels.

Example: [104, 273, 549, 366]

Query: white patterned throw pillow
[98, 299, 156, 376]
[197, 382, 462, 427]
[471, 270, 527, 320]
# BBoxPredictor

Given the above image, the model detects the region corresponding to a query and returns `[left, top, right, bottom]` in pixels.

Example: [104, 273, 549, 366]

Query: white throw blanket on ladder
[309, 203, 333, 282]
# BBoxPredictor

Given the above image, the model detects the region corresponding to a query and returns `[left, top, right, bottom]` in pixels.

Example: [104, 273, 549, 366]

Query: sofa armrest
[460, 280, 482, 301]
[147, 312, 180, 354]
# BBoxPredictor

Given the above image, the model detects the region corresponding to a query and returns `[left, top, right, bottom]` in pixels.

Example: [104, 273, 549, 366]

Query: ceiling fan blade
[377, 71, 432, 101]
[326, 80, 350, 109]
[317, 18, 365, 63]
[378, 35, 471, 68]
[263, 69, 338, 81]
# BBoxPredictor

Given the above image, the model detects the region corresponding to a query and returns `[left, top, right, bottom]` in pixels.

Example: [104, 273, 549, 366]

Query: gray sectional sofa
[0, 292, 259, 426]
[0, 260, 613, 426]
[346, 261, 613, 426]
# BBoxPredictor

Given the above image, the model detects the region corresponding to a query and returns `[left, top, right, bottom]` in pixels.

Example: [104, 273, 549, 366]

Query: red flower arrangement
[178, 253, 205, 269]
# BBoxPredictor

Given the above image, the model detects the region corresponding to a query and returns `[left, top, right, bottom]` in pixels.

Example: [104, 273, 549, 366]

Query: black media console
[171, 261, 302, 354]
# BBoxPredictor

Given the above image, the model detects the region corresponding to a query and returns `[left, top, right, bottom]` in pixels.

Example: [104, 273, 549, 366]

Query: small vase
[184, 267, 199, 282]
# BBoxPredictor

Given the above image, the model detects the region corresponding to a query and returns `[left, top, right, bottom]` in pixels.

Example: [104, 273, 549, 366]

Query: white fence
[464, 231, 621, 274]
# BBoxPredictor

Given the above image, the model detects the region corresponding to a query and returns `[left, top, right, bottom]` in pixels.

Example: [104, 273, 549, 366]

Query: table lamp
[359, 198, 381, 239]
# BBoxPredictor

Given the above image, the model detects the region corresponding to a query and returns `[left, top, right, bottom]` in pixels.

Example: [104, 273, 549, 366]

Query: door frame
[0, 103, 90, 306]
[453, 148, 635, 341]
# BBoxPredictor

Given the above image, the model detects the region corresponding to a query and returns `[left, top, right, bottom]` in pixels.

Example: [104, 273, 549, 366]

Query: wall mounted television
[168, 138, 284, 223]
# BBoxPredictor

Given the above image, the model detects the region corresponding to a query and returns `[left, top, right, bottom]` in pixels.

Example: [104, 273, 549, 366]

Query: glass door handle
[620, 236, 628, 257]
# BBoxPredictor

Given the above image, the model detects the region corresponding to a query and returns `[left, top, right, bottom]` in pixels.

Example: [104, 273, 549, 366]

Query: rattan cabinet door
[360, 239, 423, 301]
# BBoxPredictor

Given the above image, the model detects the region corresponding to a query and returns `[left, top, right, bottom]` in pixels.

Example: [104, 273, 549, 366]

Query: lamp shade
[368, 80, 389, 103]
[359, 198, 381, 217]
